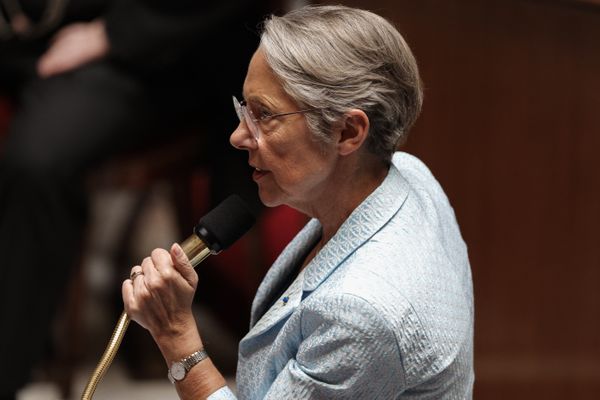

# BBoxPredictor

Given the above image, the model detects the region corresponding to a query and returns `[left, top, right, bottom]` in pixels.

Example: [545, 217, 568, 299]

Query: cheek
[262, 140, 298, 183]
[261, 126, 332, 191]
[269, 162, 302, 191]
[276, 157, 330, 196]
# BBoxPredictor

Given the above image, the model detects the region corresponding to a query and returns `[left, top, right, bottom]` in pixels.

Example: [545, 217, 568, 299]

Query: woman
[123, 5, 474, 399]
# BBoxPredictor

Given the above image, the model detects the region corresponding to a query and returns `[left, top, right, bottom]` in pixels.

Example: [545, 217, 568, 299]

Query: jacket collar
[302, 164, 409, 292]
[247, 161, 409, 335]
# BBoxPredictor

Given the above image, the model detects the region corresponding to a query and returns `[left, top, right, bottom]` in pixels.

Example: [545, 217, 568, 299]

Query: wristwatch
[167, 349, 208, 384]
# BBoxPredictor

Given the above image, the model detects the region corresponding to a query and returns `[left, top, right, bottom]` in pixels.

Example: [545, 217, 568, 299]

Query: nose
[230, 121, 257, 151]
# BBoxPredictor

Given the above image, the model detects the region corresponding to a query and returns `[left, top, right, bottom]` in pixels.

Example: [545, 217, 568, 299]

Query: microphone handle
[180, 233, 213, 268]
[81, 233, 211, 400]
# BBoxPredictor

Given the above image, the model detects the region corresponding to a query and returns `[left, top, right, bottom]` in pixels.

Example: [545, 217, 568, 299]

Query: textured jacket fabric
[209, 151, 474, 399]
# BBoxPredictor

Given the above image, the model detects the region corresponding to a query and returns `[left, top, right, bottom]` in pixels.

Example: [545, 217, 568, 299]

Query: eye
[245, 101, 270, 120]
[256, 105, 274, 120]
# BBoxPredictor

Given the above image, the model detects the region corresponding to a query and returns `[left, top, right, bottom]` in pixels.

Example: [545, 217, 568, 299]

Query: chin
[257, 188, 285, 208]
[258, 195, 283, 208]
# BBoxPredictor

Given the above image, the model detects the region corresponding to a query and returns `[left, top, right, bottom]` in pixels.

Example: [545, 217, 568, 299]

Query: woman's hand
[122, 243, 199, 342]
[37, 19, 109, 78]
[122, 244, 228, 398]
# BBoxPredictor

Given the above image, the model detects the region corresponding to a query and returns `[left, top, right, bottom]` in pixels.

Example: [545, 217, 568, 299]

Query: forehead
[243, 49, 295, 107]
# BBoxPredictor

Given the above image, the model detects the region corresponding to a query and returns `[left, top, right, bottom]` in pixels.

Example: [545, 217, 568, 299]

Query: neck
[307, 153, 389, 247]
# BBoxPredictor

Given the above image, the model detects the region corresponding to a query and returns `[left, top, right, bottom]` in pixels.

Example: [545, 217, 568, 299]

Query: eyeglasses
[232, 96, 319, 141]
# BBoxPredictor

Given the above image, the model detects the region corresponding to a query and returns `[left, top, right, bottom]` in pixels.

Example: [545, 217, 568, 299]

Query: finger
[122, 279, 136, 313]
[122, 280, 150, 331]
[143, 252, 165, 293]
[150, 248, 173, 275]
[134, 261, 151, 295]
[170, 243, 197, 285]
[129, 265, 144, 280]
[141, 256, 158, 274]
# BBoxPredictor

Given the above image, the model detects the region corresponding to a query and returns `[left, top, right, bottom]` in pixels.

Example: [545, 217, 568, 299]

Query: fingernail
[173, 243, 182, 256]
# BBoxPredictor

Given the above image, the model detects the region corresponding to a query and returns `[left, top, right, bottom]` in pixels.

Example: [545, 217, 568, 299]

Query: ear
[337, 109, 370, 156]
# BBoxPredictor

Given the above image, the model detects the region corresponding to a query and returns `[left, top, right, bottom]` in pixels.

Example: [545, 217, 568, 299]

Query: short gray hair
[260, 5, 423, 162]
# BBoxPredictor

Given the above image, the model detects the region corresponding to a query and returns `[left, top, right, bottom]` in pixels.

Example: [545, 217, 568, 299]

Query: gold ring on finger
[130, 270, 144, 281]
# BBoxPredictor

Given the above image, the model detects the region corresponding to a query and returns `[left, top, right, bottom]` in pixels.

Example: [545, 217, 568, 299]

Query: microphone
[181, 194, 256, 267]
[81, 194, 256, 400]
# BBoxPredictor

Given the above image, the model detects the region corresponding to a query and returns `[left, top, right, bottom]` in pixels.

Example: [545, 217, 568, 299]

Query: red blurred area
[0, 97, 13, 150]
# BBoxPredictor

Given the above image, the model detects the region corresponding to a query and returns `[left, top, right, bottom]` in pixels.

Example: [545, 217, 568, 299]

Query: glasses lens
[233, 96, 244, 121]
[233, 96, 260, 140]
[243, 107, 260, 140]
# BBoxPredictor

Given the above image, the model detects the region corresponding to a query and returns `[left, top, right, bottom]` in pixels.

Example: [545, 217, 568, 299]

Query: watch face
[170, 362, 186, 381]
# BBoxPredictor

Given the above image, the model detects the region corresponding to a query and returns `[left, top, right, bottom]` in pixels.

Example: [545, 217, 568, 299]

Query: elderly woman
[123, 5, 474, 400]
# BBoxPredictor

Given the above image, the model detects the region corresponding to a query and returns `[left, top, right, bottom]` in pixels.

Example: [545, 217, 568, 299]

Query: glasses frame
[233, 96, 319, 141]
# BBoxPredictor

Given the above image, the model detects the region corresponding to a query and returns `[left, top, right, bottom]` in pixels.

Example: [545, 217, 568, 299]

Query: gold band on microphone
[180, 235, 211, 267]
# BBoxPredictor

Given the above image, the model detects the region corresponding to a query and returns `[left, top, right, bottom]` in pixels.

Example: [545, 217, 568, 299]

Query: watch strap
[168, 348, 208, 383]
[181, 349, 208, 371]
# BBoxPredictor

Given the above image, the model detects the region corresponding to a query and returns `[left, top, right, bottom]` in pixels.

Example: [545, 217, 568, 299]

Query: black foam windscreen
[195, 194, 256, 253]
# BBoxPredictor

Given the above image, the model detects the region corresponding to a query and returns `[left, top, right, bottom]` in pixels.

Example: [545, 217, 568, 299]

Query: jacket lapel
[245, 162, 409, 341]
[249, 219, 321, 327]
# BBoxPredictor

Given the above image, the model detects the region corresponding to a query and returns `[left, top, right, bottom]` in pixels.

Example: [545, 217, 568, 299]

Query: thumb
[170, 243, 196, 284]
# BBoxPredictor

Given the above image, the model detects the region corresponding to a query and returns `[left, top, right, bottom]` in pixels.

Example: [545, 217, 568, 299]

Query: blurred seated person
[123, 5, 474, 400]
[0, 0, 270, 398]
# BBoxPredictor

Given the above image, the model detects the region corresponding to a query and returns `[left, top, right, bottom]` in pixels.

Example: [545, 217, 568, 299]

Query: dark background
[316, 0, 600, 398]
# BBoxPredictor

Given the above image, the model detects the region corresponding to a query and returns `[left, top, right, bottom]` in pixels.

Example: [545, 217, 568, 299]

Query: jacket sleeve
[263, 293, 406, 399]
[207, 386, 237, 400]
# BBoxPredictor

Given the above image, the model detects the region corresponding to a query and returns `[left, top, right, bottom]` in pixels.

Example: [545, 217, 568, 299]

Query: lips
[252, 166, 269, 181]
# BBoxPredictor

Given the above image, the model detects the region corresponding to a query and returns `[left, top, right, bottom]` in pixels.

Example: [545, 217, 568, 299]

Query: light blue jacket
[210, 152, 474, 399]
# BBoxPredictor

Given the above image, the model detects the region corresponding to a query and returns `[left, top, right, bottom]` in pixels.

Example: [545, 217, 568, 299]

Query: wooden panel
[319, 0, 600, 398]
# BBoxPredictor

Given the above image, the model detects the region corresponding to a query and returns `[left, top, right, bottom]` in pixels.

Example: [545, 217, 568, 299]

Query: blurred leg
[0, 62, 151, 396]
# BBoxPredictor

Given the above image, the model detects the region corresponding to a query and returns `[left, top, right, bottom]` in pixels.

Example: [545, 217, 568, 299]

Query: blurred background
[1, 0, 599, 399]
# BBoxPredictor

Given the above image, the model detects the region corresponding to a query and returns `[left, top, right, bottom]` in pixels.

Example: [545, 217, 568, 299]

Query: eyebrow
[245, 96, 279, 112]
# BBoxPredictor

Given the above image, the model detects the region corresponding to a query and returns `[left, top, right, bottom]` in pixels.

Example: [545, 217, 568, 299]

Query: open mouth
[252, 166, 269, 181]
